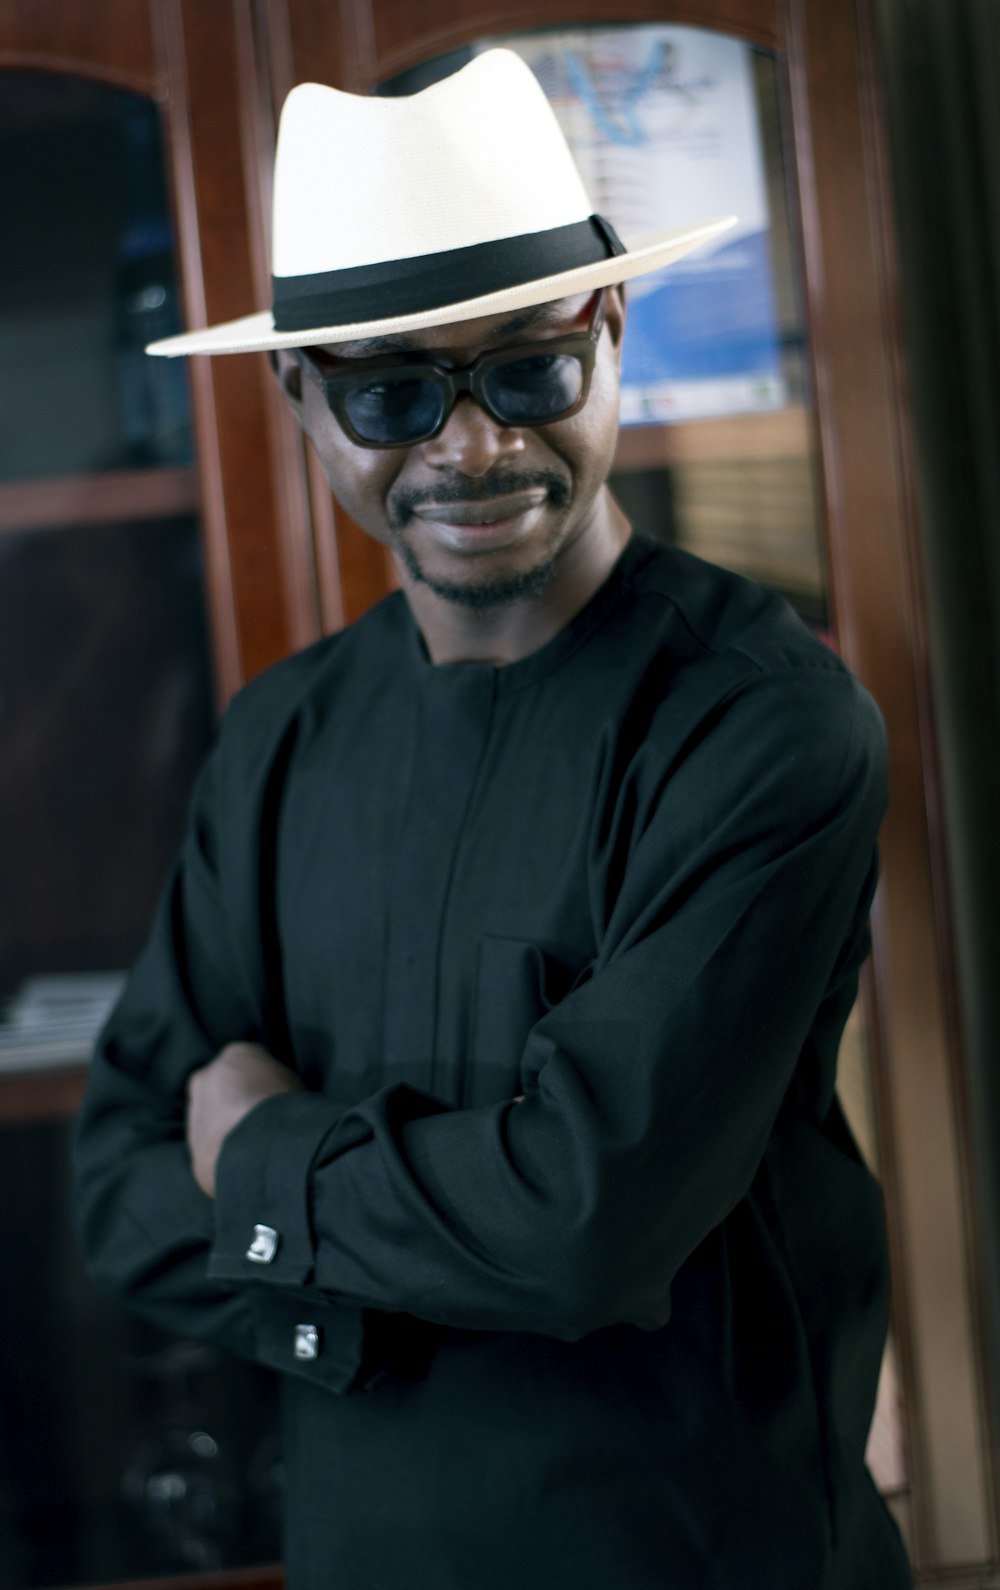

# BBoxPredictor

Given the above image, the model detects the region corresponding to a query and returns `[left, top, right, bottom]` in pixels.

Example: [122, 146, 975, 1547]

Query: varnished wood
[305, 444, 347, 632]
[62, 1567, 283, 1590]
[175, 0, 294, 689]
[153, 0, 298, 698]
[786, 0, 997, 1568]
[339, 0, 378, 92]
[148, 0, 240, 704]
[0, 1064, 88, 1124]
[279, 0, 352, 103]
[270, 376, 327, 646]
[365, 0, 781, 87]
[0, 468, 199, 533]
[233, 0, 323, 652]
[782, 2, 932, 1553]
[3, 1, 994, 1582]
[325, 489, 401, 628]
[0, 0, 156, 94]
[667, 452, 822, 599]
[279, 0, 399, 622]
[613, 406, 811, 468]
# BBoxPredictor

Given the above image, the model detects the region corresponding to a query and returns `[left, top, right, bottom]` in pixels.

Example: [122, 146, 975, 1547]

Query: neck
[399, 488, 633, 667]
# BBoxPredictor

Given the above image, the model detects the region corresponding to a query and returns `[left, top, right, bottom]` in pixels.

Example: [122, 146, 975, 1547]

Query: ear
[604, 283, 626, 358]
[267, 347, 304, 406]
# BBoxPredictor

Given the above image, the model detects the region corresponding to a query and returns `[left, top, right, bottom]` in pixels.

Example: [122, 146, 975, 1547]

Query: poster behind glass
[475, 28, 787, 426]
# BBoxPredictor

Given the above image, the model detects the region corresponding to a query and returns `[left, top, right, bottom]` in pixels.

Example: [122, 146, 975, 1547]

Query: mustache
[390, 469, 570, 524]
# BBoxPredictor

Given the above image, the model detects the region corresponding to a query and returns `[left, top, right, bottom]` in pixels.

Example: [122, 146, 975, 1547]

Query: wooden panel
[614, 407, 811, 468]
[0, 1064, 87, 1124]
[668, 452, 823, 600]
[359, 0, 783, 87]
[232, 0, 323, 652]
[77, 1568, 283, 1590]
[152, 0, 298, 698]
[282, 0, 352, 89]
[304, 446, 347, 631]
[0, 0, 156, 94]
[0, 468, 198, 533]
[273, 0, 402, 623]
[324, 487, 400, 626]
[786, 0, 997, 1568]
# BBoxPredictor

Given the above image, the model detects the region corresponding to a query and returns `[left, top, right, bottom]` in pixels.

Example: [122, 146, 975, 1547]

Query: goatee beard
[388, 468, 571, 610]
[391, 534, 562, 610]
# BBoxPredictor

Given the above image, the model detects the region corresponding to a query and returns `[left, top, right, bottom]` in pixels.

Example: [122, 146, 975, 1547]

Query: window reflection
[0, 73, 192, 482]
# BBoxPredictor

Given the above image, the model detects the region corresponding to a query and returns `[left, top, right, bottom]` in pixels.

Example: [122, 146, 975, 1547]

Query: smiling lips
[414, 490, 547, 527]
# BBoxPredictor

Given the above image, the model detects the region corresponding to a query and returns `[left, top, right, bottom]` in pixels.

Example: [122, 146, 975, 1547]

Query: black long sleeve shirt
[73, 531, 913, 1589]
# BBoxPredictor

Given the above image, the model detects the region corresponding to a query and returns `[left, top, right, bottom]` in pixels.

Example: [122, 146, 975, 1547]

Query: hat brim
[147, 217, 737, 357]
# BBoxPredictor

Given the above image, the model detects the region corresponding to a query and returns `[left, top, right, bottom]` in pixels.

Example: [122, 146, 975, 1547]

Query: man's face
[278, 287, 625, 610]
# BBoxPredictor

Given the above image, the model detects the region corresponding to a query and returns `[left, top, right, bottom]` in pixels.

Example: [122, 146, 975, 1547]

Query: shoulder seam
[622, 568, 845, 680]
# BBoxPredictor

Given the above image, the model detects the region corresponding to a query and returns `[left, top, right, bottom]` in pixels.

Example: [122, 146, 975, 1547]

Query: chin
[417, 557, 562, 611]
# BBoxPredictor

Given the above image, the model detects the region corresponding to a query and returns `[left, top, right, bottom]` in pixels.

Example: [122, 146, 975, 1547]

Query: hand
[186, 1041, 303, 1198]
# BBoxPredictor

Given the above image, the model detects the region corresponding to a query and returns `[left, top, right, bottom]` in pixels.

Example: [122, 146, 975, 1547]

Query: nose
[420, 392, 526, 476]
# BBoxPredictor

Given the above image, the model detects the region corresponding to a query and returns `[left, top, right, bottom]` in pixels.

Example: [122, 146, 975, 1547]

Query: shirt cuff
[245, 1285, 371, 1394]
[207, 1090, 342, 1288]
[205, 1089, 446, 1397]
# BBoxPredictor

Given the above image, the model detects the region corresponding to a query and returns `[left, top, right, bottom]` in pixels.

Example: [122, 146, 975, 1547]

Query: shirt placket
[380, 663, 496, 1097]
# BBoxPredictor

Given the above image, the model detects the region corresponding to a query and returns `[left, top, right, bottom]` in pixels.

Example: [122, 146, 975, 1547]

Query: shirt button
[246, 1224, 280, 1264]
[294, 1323, 321, 1361]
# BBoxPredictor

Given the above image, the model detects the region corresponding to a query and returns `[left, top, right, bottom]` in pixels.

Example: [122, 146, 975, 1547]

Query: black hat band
[271, 213, 626, 334]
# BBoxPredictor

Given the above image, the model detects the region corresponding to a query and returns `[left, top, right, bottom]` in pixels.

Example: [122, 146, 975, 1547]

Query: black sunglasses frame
[292, 289, 606, 449]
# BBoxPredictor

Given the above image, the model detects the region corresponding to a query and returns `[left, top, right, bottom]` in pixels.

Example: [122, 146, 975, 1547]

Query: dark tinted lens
[483, 353, 584, 423]
[342, 377, 445, 444]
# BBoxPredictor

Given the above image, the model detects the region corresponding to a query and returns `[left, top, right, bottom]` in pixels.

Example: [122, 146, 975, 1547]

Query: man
[73, 50, 913, 1590]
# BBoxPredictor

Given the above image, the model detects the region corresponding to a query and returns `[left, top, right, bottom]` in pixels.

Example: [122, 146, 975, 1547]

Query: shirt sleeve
[70, 747, 375, 1393]
[207, 664, 889, 1342]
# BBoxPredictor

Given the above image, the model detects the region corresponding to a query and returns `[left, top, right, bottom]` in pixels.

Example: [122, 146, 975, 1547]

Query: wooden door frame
[3, 0, 996, 1578]
[786, 0, 998, 1571]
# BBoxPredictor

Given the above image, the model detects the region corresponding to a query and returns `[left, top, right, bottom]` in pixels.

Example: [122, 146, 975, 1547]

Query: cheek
[585, 360, 623, 468]
[590, 348, 623, 434]
[304, 394, 400, 530]
[545, 364, 620, 485]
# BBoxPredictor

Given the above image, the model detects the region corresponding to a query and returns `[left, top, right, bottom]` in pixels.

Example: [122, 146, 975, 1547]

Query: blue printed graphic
[622, 231, 783, 390]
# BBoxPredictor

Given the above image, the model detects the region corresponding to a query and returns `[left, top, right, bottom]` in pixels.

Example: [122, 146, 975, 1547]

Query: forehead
[319, 291, 593, 360]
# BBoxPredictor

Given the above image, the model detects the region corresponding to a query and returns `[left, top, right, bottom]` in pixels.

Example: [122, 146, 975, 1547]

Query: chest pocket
[467, 934, 591, 1108]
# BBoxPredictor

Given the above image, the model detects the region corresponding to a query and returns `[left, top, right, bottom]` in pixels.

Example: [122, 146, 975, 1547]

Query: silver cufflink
[294, 1323, 321, 1361]
[246, 1224, 279, 1264]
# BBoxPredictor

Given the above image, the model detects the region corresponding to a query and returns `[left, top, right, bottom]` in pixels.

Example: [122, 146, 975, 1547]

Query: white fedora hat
[148, 48, 736, 358]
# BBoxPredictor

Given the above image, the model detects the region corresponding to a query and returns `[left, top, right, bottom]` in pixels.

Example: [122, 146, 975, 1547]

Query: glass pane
[0, 70, 282, 1585]
[0, 73, 193, 480]
[0, 516, 214, 991]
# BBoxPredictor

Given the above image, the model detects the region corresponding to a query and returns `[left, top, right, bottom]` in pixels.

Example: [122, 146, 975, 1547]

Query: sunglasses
[292, 290, 606, 449]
